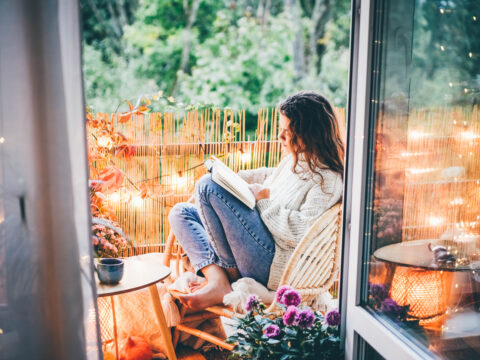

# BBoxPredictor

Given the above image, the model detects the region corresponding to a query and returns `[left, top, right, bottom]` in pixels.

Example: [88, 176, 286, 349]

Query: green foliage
[177, 11, 297, 128]
[81, 0, 352, 119]
[410, 0, 480, 107]
[226, 300, 342, 360]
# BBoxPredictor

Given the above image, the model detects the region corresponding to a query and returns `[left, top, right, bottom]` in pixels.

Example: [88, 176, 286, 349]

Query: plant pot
[96, 258, 124, 284]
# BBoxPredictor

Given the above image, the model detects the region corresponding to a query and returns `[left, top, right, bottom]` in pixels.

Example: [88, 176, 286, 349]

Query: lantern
[390, 267, 453, 329]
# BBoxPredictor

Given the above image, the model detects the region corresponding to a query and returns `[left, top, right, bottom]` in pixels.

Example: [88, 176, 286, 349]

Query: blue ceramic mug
[96, 258, 124, 284]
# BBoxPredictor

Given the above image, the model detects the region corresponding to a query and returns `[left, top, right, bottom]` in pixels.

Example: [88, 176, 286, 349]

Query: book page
[207, 156, 256, 209]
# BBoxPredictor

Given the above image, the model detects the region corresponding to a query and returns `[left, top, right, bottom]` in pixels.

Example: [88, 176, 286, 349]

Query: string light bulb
[97, 136, 113, 149]
[238, 148, 251, 164]
[132, 195, 143, 208]
[408, 130, 428, 140]
[429, 216, 444, 227]
[110, 192, 121, 202]
[461, 131, 479, 140]
[174, 171, 187, 187]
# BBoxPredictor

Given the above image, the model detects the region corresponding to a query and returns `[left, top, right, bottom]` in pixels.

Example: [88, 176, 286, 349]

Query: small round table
[96, 256, 177, 360]
[373, 239, 478, 329]
[373, 239, 472, 272]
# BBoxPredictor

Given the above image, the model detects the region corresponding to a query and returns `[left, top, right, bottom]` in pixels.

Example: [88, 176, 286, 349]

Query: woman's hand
[248, 183, 270, 201]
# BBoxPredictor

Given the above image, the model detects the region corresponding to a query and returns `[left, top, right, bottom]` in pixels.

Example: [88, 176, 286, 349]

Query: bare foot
[178, 279, 232, 311]
[188, 280, 207, 293]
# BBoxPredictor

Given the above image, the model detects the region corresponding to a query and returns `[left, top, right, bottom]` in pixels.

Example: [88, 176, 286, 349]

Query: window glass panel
[364, 0, 480, 358]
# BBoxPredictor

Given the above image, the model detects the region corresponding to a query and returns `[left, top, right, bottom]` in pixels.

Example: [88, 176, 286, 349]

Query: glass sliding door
[345, 0, 480, 358]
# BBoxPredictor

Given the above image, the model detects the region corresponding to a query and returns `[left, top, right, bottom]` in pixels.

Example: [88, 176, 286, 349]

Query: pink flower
[263, 324, 281, 338]
[296, 308, 315, 329]
[275, 285, 293, 304]
[325, 310, 341, 327]
[92, 236, 99, 245]
[245, 295, 260, 312]
[283, 306, 298, 326]
[282, 290, 301, 307]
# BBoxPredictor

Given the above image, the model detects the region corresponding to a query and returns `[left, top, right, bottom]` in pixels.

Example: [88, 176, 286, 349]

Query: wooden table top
[96, 255, 171, 297]
[373, 239, 476, 272]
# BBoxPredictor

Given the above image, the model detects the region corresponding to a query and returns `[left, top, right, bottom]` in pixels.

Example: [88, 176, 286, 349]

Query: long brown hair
[279, 91, 344, 182]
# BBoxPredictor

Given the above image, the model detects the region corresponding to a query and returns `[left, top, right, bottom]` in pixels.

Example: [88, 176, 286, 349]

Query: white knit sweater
[238, 154, 343, 289]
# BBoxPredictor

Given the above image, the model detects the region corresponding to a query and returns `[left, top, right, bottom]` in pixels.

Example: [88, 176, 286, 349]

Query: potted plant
[91, 217, 130, 284]
[226, 286, 343, 360]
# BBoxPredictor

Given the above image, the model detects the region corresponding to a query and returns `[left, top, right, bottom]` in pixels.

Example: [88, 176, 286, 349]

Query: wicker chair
[164, 202, 343, 350]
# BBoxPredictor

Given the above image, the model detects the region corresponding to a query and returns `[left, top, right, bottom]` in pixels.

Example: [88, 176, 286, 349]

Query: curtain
[0, 0, 100, 359]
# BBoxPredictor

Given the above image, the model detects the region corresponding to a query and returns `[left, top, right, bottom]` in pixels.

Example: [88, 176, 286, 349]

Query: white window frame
[342, 0, 438, 358]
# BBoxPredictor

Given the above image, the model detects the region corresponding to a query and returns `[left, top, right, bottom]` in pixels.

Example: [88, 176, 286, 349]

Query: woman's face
[278, 113, 293, 154]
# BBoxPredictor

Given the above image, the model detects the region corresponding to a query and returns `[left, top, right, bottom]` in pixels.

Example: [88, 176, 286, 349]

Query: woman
[168, 91, 344, 310]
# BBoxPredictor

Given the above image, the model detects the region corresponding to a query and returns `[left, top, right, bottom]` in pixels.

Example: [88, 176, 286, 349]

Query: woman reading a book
[169, 91, 344, 310]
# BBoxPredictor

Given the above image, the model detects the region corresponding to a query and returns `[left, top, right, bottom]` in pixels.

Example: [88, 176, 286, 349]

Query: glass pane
[364, 0, 480, 358]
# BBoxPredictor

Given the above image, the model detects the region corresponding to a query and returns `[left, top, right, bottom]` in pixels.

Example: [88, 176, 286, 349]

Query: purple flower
[369, 283, 388, 302]
[282, 290, 302, 307]
[245, 295, 260, 312]
[263, 324, 281, 338]
[275, 285, 293, 304]
[325, 310, 341, 327]
[380, 298, 402, 317]
[295, 309, 315, 329]
[283, 306, 299, 326]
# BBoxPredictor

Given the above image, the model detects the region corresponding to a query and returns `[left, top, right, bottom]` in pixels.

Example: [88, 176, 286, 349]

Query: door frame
[341, 0, 437, 358]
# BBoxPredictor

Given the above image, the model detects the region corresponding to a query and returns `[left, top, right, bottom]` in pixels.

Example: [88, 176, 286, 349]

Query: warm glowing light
[474, 16, 477, 21]
[461, 131, 479, 140]
[449, 82, 453, 87]
[469, 52, 473, 58]
[440, 45, 445, 51]
[0, 137, 4, 144]
[172, 172, 187, 187]
[110, 193, 121, 202]
[400, 151, 427, 157]
[408, 130, 428, 140]
[97, 136, 113, 149]
[449, 197, 464, 206]
[429, 216, 444, 226]
[390, 267, 451, 329]
[407, 167, 436, 175]
[132, 195, 143, 208]
[464, 88, 469, 93]
[440, 8, 444, 14]
[241, 151, 251, 163]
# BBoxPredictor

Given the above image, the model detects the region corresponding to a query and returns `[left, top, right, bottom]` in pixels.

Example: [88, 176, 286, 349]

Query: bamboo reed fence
[88, 107, 345, 257]
[373, 106, 480, 256]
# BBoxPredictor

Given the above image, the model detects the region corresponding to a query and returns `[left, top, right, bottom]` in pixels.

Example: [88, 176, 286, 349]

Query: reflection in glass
[365, 0, 480, 358]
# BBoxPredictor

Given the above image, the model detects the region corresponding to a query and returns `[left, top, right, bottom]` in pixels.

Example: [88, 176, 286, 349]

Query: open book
[204, 156, 256, 209]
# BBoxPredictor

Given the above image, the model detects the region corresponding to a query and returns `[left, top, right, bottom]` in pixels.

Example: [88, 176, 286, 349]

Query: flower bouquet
[92, 217, 129, 258]
[226, 286, 343, 360]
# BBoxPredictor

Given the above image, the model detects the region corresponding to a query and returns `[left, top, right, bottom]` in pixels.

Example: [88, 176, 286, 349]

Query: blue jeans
[168, 174, 275, 286]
